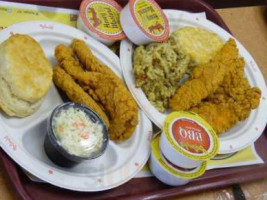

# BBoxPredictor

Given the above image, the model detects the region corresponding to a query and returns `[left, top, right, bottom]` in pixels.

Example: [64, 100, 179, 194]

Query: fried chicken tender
[55, 44, 101, 102]
[55, 44, 101, 87]
[71, 39, 122, 83]
[71, 39, 102, 72]
[207, 58, 261, 121]
[55, 43, 139, 141]
[82, 73, 139, 141]
[190, 102, 239, 134]
[190, 55, 261, 134]
[53, 66, 110, 127]
[169, 39, 239, 111]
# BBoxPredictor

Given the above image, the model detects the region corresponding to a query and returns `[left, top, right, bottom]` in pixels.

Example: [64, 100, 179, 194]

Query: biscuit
[172, 27, 224, 66]
[0, 34, 52, 117]
[0, 76, 44, 117]
[0, 34, 52, 103]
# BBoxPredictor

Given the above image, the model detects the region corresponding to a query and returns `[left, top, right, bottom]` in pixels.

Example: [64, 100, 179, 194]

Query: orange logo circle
[172, 118, 210, 154]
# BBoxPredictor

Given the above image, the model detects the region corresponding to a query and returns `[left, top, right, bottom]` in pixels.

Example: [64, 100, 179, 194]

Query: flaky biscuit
[0, 34, 52, 103]
[172, 27, 224, 66]
[0, 75, 44, 117]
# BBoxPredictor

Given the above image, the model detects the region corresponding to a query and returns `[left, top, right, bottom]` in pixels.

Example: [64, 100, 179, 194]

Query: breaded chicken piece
[207, 58, 261, 121]
[169, 39, 239, 111]
[55, 43, 139, 141]
[55, 44, 92, 85]
[53, 66, 109, 127]
[71, 39, 102, 72]
[191, 57, 261, 134]
[85, 73, 139, 141]
[60, 67, 138, 141]
[71, 39, 122, 83]
[55, 45, 100, 102]
[190, 102, 239, 134]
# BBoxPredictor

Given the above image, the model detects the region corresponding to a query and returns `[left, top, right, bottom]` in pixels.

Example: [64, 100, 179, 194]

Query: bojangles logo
[148, 23, 164, 34]
[89, 7, 101, 27]
[39, 24, 53, 30]
[172, 119, 210, 154]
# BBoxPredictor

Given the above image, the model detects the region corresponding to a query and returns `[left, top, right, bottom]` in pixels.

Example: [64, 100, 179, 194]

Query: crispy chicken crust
[53, 66, 109, 127]
[71, 39, 102, 72]
[85, 73, 139, 141]
[72, 39, 121, 83]
[193, 59, 261, 134]
[190, 102, 239, 134]
[170, 39, 261, 134]
[206, 58, 261, 121]
[190, 43, 261, 134]
[169, 39, 239, 111]
[55, 45, 101, 102]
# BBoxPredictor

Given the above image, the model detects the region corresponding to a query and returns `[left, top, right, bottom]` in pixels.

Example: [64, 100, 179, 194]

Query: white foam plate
[120, 10, 267, 154]
[0, 21, 153, 191]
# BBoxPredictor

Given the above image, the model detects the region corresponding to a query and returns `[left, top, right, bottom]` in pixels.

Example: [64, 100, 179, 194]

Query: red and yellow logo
[172, 118, 210, 154]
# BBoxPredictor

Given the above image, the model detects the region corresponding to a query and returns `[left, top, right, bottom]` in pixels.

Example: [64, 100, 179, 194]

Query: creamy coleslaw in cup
[44, 102, 109, 167]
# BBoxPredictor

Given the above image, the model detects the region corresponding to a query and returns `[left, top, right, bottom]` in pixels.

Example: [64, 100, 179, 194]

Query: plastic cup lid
[80, 0, 126, 40]
[128, 0, 169, 41]
[163, 111, 219, 160]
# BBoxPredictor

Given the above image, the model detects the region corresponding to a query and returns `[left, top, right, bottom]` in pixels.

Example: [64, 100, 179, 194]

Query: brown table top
[0, 5, 267, 200]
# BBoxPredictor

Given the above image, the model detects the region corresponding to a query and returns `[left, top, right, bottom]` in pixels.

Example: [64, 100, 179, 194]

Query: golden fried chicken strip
[53, 66, 110, 127]
[71, 39, 102, 72]
[207, 58, 261, 121]
[62, 68, 138, 141]
[190, 102, 239, 134]
[86, 73, 139, 141]
[71, 39, 121, 83]
[191, 58, 261, 134]
[55, 44, 92, 84]
[55, 44, 100, 102]
[63, 68, 138, 141]
[169, 39, 239, 111]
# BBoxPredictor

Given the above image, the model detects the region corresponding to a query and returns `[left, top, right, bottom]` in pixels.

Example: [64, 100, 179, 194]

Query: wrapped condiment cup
[150, 134, 207, 186]
[78, 0, 126, 46]
[120, 0, 169, 45]
[160, 111, 219, 169]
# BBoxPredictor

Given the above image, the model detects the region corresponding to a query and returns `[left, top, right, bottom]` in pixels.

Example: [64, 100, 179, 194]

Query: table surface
[0, 5, 267, 200]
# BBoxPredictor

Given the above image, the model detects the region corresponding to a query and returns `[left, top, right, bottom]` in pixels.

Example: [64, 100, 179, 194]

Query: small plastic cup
[160, 111, 219, 169]
[78, 0, 126, 46]
[44, 102, 109, 167]
[149, 134, 207, 186]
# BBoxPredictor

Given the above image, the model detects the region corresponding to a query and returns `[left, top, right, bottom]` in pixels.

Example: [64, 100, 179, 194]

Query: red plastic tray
[0, 0, 267, 199]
